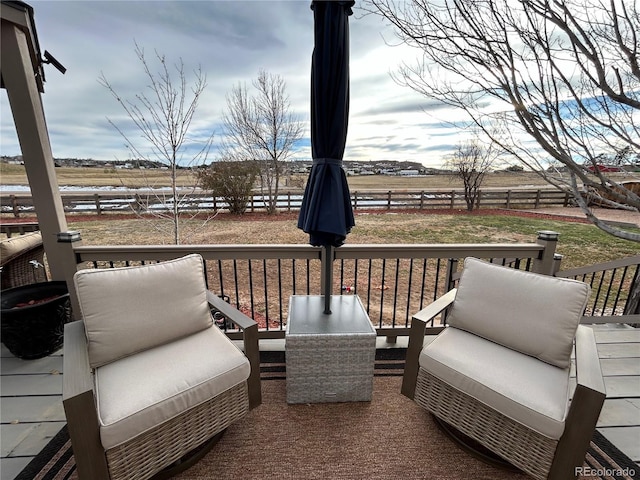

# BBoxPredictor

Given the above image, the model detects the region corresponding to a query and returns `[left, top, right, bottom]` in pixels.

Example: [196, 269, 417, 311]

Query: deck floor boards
[1, 324, 639, 479]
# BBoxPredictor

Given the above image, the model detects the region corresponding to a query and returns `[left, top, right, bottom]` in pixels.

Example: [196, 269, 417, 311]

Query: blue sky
[1, 0, 473, 167]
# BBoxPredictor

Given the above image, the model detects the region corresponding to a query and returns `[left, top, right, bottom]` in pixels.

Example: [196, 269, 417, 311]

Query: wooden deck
[1, 324, 639, 480]
[585, 324, 640, 464]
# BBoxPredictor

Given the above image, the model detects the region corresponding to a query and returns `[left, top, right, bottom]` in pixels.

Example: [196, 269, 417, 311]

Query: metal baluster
[233, 259, 240, 309]
[262, 259, 269, 329]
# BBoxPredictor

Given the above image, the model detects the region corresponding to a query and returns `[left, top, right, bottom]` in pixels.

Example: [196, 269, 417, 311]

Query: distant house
[587, 164, 624, 173]
[399, 169, 419, 176]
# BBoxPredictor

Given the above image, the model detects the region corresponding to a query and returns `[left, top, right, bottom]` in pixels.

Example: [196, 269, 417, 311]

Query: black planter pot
[1, 281, 72, 360]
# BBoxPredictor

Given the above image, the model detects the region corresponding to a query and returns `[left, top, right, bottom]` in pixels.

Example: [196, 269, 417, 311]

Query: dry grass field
[6, 162, 634, 191]
[4, 161, 637, 198]
[0, 163, 199, 188]
[345, 171, 552, 190]
[64, 210, 638, 271]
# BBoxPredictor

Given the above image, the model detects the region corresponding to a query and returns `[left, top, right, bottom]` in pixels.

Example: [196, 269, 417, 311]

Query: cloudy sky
[1, 0, 471, 167]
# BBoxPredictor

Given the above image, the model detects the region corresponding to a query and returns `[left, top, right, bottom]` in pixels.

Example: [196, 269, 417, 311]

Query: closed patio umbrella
[297, 0, 356, 314]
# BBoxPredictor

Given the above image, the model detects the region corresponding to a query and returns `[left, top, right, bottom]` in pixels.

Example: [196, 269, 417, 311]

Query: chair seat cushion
[419, 327, 571, 440]
[95, 326, 250, 449]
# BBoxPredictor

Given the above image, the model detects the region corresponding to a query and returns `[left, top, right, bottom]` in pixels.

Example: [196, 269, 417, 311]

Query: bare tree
[446, 139, 499, 211]
[99, 43, 214, 244]
[366, 0, 640, 242]
[223, 70, 304, 214]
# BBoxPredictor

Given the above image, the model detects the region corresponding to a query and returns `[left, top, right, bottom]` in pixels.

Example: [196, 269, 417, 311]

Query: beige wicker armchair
[63, 254, 261, 480]
[0, 231, 47, 289]
[402, 257, 606, 480]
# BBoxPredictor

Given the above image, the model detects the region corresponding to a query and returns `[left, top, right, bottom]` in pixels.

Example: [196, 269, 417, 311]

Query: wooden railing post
[57, 231, 83, 320]
[10, 194, 20, 218]
[533, 230, 559, 275]
[94, 194, 102, 215]
[535, 189, 542, 208]
[552, 253, 563, 276]
[133, 194, 143, 213]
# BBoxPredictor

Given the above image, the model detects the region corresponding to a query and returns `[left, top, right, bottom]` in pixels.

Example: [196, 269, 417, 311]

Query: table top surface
[287, 295, 375, 335]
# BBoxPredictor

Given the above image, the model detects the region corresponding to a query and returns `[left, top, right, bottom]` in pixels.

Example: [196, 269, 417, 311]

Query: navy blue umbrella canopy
[297, 0, 355, 249]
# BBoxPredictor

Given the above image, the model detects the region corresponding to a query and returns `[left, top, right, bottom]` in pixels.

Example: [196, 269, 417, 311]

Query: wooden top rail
[74, 243, 546, 265]
[335, 243, 545, 260]
[580, 314, 640, 324]
[556, 254, 640, 278]
[74, 244, 323, 262]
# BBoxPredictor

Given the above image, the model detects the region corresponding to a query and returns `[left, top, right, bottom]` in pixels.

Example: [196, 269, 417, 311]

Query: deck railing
[0, 221, 39, 237]
[555, 255, 640, 323]
[72, 232, 558, 338]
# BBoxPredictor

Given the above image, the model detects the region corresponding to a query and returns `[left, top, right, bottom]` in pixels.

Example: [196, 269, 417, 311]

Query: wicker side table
[286, 295, 376, 404]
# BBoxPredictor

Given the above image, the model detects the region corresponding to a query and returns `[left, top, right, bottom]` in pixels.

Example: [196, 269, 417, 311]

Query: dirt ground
[2, 206, 639, 227]
[524, 206, 640, 227]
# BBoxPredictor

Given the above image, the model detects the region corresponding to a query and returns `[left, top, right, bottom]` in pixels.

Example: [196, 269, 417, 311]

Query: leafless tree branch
[222, 70, 304, 214]
[364, 0, 640, 241]
[98, 42, 215, 244]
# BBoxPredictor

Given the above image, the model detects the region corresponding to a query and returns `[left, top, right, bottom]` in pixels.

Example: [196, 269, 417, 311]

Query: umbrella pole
[322, 245, 334, 314]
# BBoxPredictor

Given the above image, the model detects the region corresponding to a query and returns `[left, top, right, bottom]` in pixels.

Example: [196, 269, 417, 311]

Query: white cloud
[1, 0, 470, 167]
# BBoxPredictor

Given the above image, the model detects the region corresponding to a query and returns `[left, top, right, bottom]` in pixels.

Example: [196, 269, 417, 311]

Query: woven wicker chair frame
[0, 233, 47, 289]
[416, 369, 556, 479]
[106, 382, 249, 480]
[402, 289, 606, 480]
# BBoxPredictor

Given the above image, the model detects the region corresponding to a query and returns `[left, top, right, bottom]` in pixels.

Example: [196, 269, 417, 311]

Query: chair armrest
[63, 321, 92, 401]
[207, 291, 256, 331]
[575, 325, 606, 394]
[62, 321, 110, 480]
[207, 291, 262, 409]
[402, 289, 456, 399]
[411, 288, 457, 326]
[549, 325, 606, 479]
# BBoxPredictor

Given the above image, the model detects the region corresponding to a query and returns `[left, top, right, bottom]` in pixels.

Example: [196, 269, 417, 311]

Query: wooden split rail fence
[1, 188, 573, 217]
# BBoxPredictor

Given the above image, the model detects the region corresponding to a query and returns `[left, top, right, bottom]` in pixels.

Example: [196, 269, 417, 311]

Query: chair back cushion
[447, 257, 589, 368]
[74, 254, 212, 368]
[0, 231, 43, 265]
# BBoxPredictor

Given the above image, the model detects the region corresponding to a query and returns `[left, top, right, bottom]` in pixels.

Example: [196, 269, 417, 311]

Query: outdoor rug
[17, 350, 639, 480]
